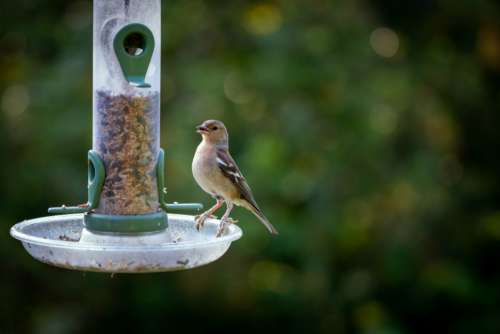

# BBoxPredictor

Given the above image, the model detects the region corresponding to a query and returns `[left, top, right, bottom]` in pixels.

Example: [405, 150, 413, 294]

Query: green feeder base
[84, 211, 167, 233]
[48, 149, 203, 234]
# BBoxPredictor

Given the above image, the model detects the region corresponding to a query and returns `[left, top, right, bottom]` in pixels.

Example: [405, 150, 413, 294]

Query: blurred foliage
[1, 0, 500, 333]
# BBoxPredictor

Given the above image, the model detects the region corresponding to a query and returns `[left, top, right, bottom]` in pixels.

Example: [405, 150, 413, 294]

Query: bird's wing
[216, 147, 260, 211]
[216, 146, 279, 235]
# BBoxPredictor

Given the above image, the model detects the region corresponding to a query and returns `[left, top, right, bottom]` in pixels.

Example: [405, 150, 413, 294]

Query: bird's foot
[195, 212, 216, 231]
[216, 217, 238, 238]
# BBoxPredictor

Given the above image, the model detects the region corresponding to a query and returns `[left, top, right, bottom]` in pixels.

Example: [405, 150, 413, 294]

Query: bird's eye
[212, 126, 218, 131]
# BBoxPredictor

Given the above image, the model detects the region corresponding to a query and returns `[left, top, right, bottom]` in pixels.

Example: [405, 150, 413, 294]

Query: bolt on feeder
[10, 0, 242, 273]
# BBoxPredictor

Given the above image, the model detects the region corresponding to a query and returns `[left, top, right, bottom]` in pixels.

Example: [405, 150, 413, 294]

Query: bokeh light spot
[479, 212, 500, 240]
[224, 72, 255, 104]
[478, 25, 500, 69]
[370, 27, 399, 58]
[354, 301, 386, 331]
[370, 104, 398, 135]
[1, 84, 30, 120]
[249, 261, 291, 293]
[243, 3, 283, 36]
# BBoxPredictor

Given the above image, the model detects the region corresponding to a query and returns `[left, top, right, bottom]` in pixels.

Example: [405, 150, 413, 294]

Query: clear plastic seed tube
[93, 0, 161, 215]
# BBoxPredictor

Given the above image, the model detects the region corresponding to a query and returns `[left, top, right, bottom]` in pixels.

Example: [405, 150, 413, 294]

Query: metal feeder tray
[10, 213, 242, 273]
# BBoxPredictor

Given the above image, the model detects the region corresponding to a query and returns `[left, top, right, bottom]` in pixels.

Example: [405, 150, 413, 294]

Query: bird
[192, 120, 279, 237]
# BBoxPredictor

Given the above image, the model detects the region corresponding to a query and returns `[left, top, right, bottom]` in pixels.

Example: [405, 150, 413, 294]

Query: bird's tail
[247, 205, 279, 235]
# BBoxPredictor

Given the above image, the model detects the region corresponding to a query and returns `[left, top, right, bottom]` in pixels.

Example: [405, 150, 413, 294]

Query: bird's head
[196, 120, 228, 145]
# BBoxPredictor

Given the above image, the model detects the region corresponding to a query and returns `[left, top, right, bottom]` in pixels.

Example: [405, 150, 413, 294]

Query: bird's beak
[196, 125, 209, 134]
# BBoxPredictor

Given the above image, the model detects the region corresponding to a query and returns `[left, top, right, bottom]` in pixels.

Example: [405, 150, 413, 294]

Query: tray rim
[10, 213, 243, 251]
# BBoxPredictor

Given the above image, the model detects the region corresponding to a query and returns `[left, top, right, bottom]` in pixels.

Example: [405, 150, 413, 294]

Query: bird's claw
[216, 217, 238, 238]
[195, 213, 217, 231]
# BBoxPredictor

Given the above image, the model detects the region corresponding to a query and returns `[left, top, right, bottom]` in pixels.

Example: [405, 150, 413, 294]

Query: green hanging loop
[114, 23, 155, 88]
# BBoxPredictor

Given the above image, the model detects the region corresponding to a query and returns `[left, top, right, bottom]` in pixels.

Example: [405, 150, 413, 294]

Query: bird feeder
[10, 0, 241, 273]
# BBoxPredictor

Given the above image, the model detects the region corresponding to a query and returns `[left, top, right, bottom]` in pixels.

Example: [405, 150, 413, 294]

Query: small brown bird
[192, 120, 278, 237]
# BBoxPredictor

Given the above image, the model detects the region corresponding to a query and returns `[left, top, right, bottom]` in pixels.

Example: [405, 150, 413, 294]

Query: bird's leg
[216, 201, 235, 238]
[195, 198, 223, 231]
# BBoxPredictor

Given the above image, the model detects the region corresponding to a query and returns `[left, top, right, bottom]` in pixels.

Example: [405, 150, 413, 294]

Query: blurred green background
[1, 0, 500, 333]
